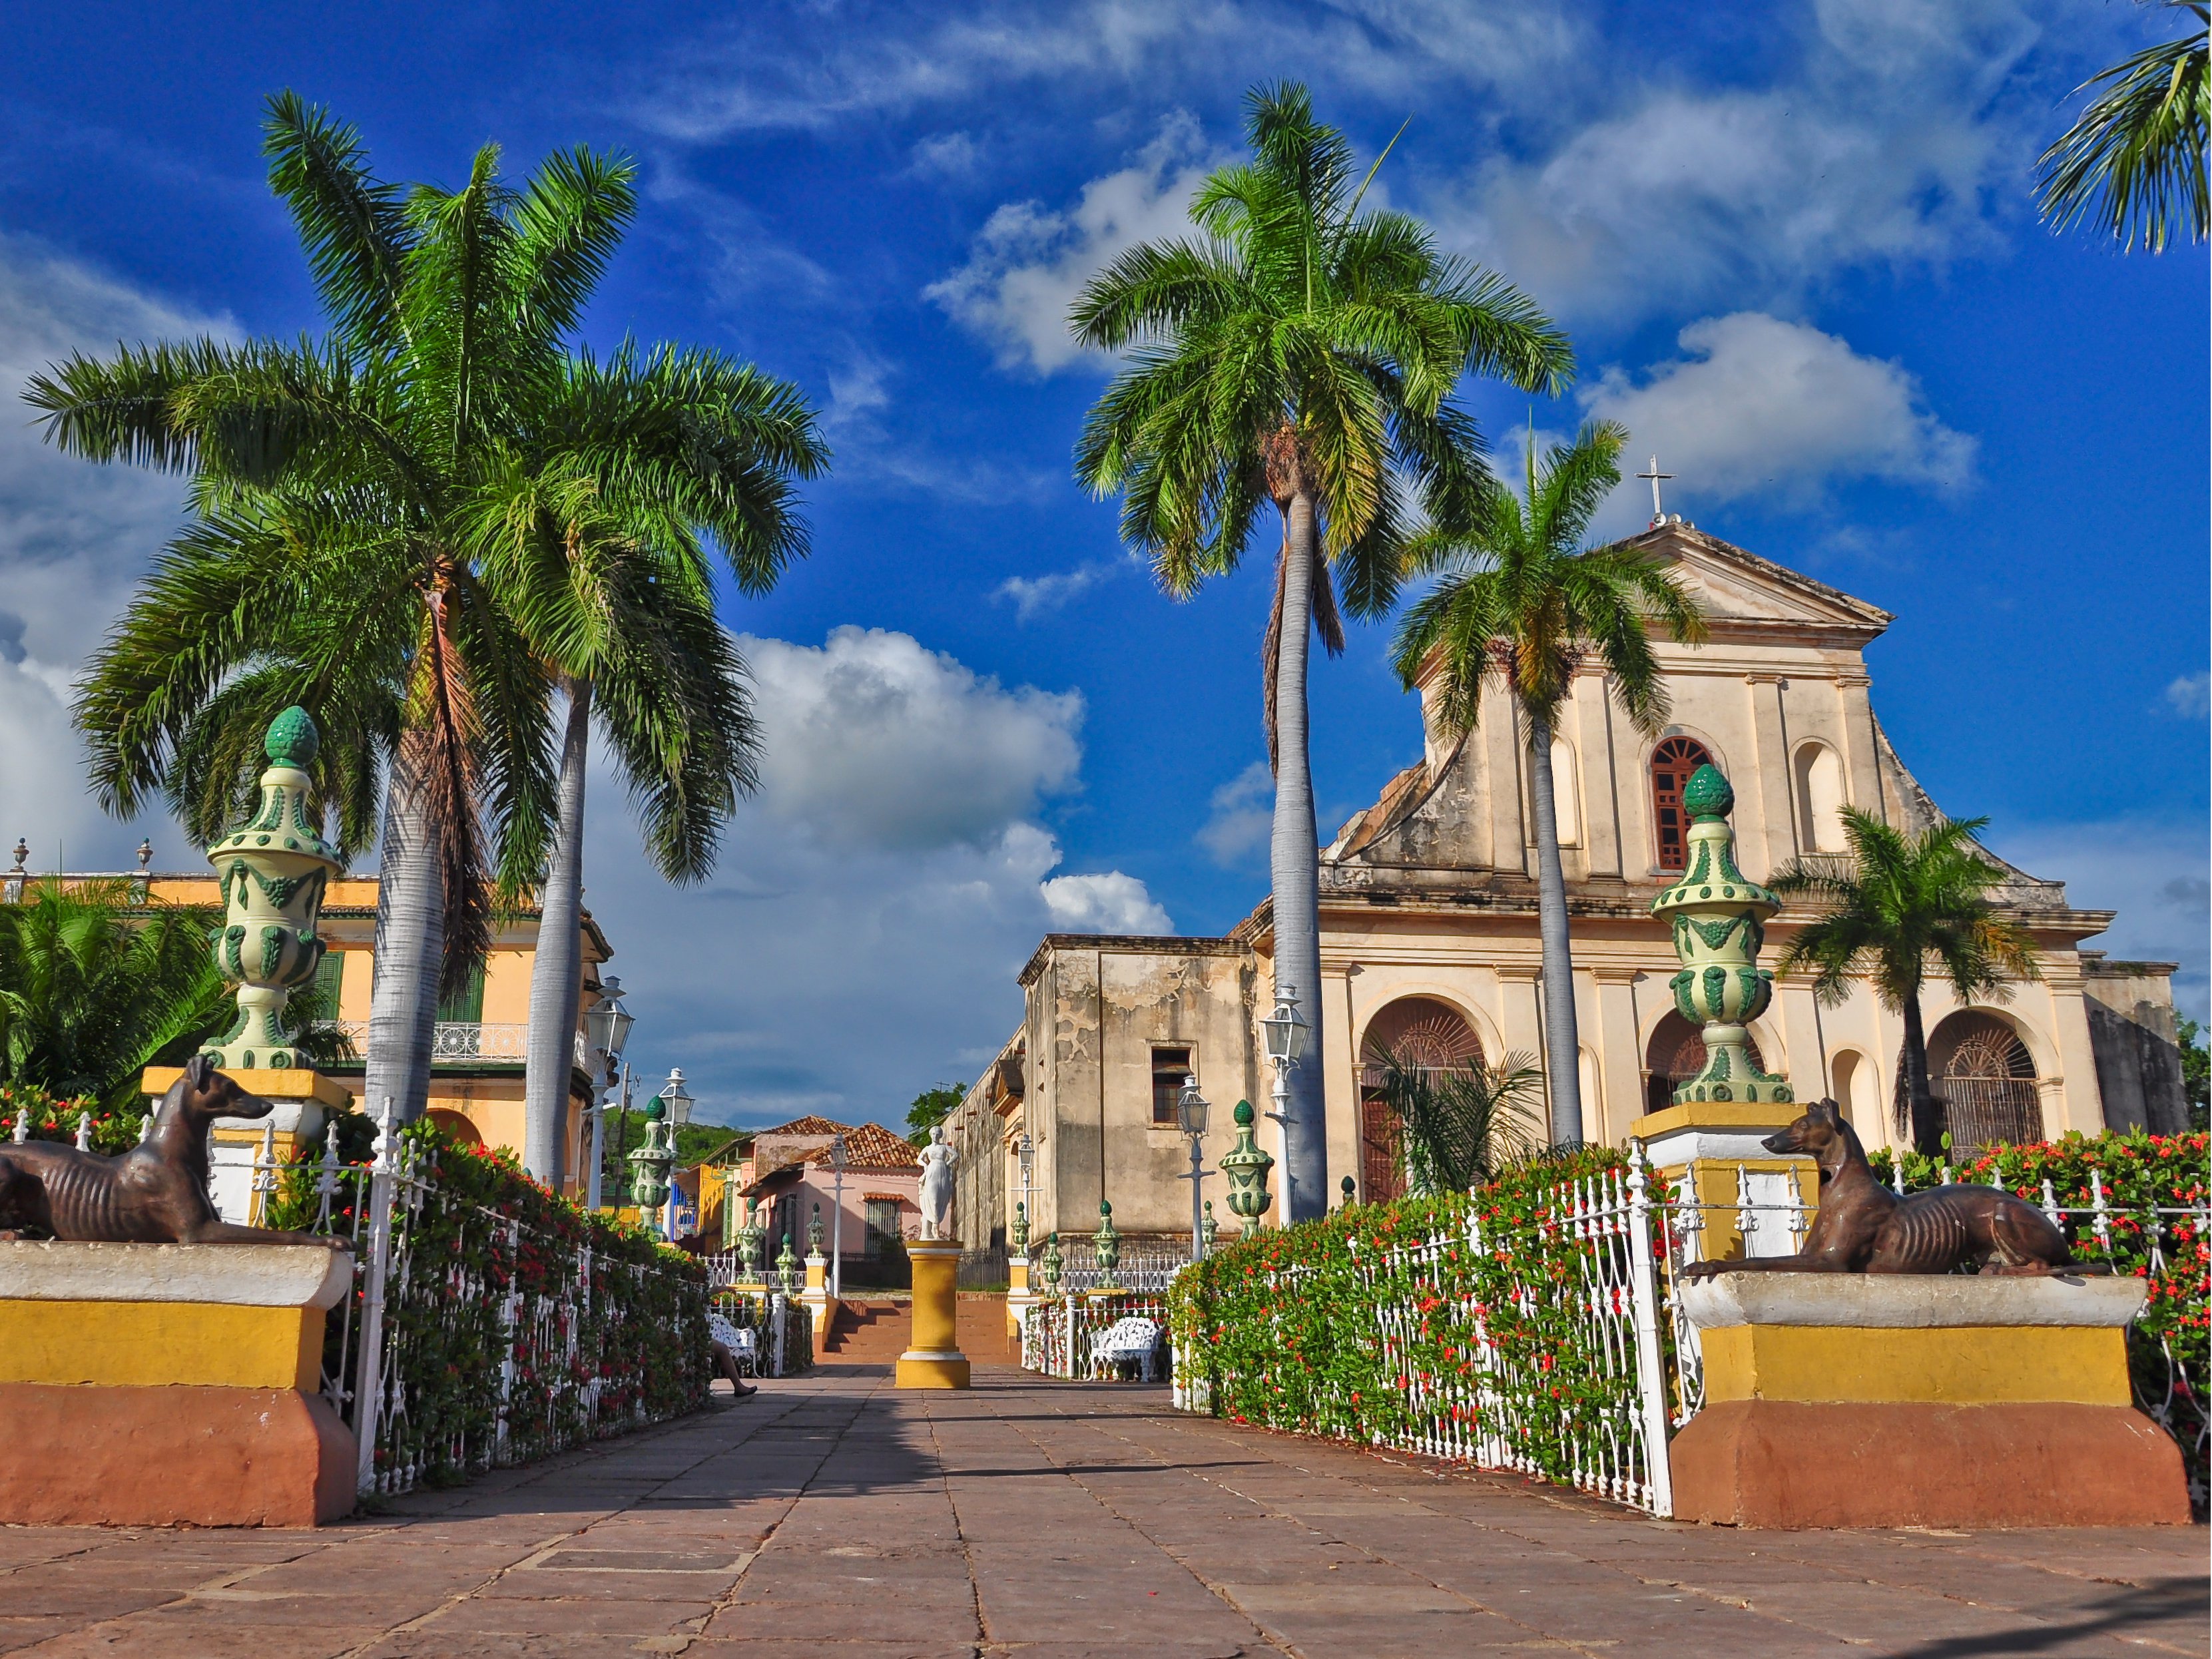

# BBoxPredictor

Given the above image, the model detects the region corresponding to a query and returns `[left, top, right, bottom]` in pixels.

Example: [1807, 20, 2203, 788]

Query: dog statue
[0, 1055, 350, 1248]
[1681, 1099, 2081, 1280]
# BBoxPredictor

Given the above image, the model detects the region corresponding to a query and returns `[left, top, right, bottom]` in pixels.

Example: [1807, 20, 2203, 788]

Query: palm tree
[1371, 1046, 1543, 1194]
[487, 352, 824, 1186]
[1769, 807, 2042, 1156]
[0, 877, 348, 1114]
[1391, 421, 1705, 1146]
[1069, 82, 1571, 1220]
[34, 99, 816, 1176]
[2037, 1, 2208, 253]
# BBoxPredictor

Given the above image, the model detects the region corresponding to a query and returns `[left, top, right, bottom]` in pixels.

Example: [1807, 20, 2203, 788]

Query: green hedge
[270, 1122, 709, 1486]
[1169, 1148, 1629, 1480]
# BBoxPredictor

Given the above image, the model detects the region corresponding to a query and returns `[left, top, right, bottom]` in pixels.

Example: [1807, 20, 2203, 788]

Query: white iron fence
[257, 1104, 710, 1497]
[1021, 1291, 1172, 1379]
[1140, 1144, 2206, 1520]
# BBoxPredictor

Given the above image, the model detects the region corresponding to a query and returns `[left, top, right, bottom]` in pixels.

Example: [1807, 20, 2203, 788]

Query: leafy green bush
[268, 1120, 708, 1485]
[1171, 1148, 1629, 1479]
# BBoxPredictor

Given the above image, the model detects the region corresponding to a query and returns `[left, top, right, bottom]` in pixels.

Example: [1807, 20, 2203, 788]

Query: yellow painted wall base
[1700, 1322, 2133, 1407]
[0, 1300, 324, 1390]
[895, 1355, 972, 1388]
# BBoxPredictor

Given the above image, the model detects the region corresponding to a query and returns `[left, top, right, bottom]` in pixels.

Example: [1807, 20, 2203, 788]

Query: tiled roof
[840, 1123, 922, 1170]
[763, 1114, 847, 1136]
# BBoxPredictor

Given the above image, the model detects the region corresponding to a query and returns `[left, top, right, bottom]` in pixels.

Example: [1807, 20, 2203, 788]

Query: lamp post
[828, 1132, 847, 1300]
[1016, 1130, 1034, 1241]
[1174, 1075, 1211, 1262]
[1260, 983, 1311, 1225]
[659, 1068, 692, 1242]
[583, 977, 635, 1212]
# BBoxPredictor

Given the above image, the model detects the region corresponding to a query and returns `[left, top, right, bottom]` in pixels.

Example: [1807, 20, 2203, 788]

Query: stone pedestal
[0, 1241, 358, 1526]
[1006, 1252, 1036, 1341]
[1633, 1100, 1816, 1264]
[142, 1066, 354, 1226]
[1669, 1274, 2191, 1528]
[896, 1240, 970, 1389]
[800, 1251, 832, 1361]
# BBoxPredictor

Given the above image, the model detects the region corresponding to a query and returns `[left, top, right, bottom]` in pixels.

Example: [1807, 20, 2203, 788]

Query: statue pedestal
[1005, 1252, 1036, 1341]
[800, 1252, 832, 1361]
[1669, 1274, 2191, 1528]
[896, 1239, 970, 1389]
[1632, 1100, 1816, 1266]
[0, 1242, 356, 1526]
[142, 1066, 354, 1227]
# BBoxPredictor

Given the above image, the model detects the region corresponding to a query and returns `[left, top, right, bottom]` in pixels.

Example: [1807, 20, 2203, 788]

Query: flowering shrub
[1870, 1129, 2207, 1507]
[268, 1122, 709, 1487]
[0, 1082, 142, 1154]
[1170, 1148, 1633, 1485]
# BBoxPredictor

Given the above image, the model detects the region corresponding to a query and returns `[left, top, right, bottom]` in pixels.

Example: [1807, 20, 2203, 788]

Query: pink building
[734, 1116, 922, 1286]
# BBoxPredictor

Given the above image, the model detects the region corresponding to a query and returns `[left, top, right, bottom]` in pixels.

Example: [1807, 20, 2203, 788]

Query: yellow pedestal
[1631, 1100, 1816, 1266]
[896, 1239, 970, 1389]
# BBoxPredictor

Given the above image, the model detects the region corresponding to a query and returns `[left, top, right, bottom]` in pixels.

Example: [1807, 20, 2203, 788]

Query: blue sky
[0, 0, 2204, 1128]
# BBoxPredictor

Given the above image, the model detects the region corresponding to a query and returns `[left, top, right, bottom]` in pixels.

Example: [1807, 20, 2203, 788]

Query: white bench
[1089, 1315, 1163, 1382]
[708, 1311, 760, 1377]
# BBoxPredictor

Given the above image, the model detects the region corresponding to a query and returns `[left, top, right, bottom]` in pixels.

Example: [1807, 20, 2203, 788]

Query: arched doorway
[1644, 1010, 1766, 1116]
[1359, 997, 1484, 1202]
[1650, 736, 1715, 871]
[1898, 1012, 2042, 1157]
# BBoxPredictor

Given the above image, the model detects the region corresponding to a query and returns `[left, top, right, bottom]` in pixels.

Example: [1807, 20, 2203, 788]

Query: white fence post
[770, 1292, 788, 1377]
[1625, 1141, 1675, 1519]
[351, 1097, 398, 1494]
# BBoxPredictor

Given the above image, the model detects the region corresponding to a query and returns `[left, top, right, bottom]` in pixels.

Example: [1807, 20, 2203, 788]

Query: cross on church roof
[1637, 456, 1674, 527]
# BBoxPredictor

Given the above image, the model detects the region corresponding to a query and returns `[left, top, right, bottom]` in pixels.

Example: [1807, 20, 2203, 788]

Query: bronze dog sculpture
[1681, 1100, 2081, 1280]
[0, 1056, 348, 1247]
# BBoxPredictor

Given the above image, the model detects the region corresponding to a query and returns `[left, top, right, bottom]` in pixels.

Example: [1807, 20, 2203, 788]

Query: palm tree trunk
[1900, 990, 1940, 1156]
[524, 676, 591, 1189]
[1525, 710, 1584, 1147]
[362, 738, 443, 1125]
[1272, 489, 1327, 1224]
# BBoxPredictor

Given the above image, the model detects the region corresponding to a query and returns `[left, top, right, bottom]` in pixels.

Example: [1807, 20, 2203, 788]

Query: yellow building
[5, 860, 611, 1195]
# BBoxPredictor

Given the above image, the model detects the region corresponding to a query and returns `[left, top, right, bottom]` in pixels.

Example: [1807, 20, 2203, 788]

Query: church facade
[941, 523, 2188, 1250]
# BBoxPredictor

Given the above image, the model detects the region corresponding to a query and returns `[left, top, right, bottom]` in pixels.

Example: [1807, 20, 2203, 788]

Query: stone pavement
[0, 1363, 2201, 1658]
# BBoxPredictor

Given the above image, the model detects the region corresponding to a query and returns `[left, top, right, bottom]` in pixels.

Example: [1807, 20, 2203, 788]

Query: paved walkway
[0, 1365, 2201, 1658]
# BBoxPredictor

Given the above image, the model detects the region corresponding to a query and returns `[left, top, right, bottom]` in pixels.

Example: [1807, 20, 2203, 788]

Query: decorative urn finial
[1093, 1200, 1121, 1287]
[627, 1094, 673, 1210]
[202, 706, 342, 1070]
[1220, 1100, 1274, 1232]
[1010, 1199, 1029, 1255]
[1649, 764, 1794, 1106]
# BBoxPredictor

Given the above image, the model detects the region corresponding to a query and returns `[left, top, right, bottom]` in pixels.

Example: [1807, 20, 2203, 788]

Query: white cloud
[1041, 869, 1174, 933]
[581, 630, 1169, 1126]
[926, 114, 1223, 374]
[2164, 672, 2209, 718]
[1579, 313, 1975, 523]
[0, 236, 232, 871]
[993, 563, 1116, 621]
[742, 626, 1084, 851]
[1989, 818, 2211, 1023]
[632, 1, 1579, 140]
[820, 348, 1057, 502]
[1433, 0, 2046, 324]
[1196, 760, 1272, 865]
[910, 131, 982, 179]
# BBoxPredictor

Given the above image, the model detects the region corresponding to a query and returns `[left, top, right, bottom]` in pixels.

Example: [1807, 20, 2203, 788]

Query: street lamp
[1016, 1130, 1034, 1243]
[584, 978, 635, 1212]
[659, 1069, 692, 1240]
[828, 1132, 847, 1300]
[1259, 983, 1310, 1222]
[1175, 1074, 1211, 1262]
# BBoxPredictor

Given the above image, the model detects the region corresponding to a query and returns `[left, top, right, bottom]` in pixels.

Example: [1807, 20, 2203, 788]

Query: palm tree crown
[1392, 421, 1704, 1145]
[2037, 1, 2208, 253]
[1069, 81, 1571, 1220]
[1769, 806, 2042, 1152]
[31, 95, 824, 1142]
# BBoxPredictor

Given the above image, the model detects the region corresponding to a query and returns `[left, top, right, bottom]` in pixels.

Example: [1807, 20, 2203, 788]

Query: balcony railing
[326, 1021, 587, 1067]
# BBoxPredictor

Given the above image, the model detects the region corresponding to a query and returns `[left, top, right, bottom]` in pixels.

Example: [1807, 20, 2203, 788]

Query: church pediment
[1628, 523, 1892, 637]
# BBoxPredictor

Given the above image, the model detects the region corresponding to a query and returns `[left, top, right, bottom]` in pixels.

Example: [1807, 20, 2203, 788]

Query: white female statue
[918, 1122, 957, 1242]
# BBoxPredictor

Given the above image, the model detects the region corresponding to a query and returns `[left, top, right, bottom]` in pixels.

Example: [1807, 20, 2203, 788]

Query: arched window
[1649, 736, 1714, 871]
[1529, 735, 1581, 845]
[1898, 1013, 2042, 1158]
[1830, 1049, 1869, 1128]
[1359, 997, 1484, 1203]
[1794, 743, 1846, 853]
